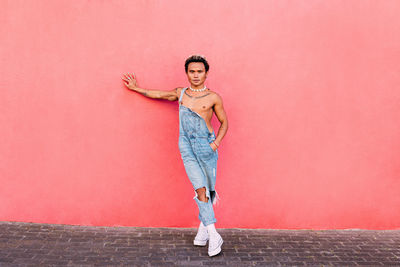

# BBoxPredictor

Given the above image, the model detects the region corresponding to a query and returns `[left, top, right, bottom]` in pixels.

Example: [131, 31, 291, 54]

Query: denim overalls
[178, 87, 220, 226]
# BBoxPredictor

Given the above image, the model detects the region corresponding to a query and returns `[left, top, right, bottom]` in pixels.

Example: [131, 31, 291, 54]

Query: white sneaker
[193, 222, 208, 246]
[208, 231, 223, 257]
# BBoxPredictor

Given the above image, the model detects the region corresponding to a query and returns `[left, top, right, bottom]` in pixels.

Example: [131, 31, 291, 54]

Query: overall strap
[179, 87, 187, 104]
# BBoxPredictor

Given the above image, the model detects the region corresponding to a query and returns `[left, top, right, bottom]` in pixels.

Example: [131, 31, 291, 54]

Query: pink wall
[1, 0, 400, 229]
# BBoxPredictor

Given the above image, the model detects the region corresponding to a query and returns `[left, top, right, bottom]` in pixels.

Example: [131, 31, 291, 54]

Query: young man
[121, 55, 228, 257]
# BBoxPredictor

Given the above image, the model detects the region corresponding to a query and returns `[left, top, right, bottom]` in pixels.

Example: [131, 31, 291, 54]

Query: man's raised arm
[122, 72, 179, 101]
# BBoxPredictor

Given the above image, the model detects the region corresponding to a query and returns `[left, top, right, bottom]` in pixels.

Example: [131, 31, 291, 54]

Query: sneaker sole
[208, 238, 223, 256]
[193, 239, 208, 246]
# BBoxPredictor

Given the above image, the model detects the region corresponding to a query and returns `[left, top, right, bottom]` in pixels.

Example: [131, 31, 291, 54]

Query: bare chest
[181, 90, 214, 114]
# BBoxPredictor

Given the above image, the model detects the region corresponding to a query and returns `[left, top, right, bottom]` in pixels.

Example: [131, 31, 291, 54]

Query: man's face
[186, 62, 207, 87]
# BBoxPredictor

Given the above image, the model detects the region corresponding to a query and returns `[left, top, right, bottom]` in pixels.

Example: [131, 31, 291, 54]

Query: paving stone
[0, 221, 400, 266]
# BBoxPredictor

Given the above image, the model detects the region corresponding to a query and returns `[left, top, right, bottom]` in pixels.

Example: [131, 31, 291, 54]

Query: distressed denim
[178, 87, 220, 226]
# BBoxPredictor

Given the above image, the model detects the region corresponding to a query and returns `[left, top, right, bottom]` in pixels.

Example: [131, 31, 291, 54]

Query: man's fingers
[122, 73, 136, 85]
[122, 73, 133, 80]
[130, 72, 136, 80]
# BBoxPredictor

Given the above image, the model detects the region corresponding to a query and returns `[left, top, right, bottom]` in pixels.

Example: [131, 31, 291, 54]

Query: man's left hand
[210, 142, 218, 151]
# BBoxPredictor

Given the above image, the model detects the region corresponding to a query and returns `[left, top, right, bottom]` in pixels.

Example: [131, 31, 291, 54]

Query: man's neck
[190, 84, 206, 90]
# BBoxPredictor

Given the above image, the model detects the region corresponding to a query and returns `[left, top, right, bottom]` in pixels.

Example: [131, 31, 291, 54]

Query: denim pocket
[207, 142, 215, 153]
[197, 139, 215, 161]
[208, 135, 218, 152]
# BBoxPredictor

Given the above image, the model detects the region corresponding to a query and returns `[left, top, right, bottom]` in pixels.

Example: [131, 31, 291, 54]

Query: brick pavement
[0, 221, 399, 266]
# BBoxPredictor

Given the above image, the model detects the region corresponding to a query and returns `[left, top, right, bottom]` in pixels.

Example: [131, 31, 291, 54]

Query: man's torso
[178, 87, 216, 134]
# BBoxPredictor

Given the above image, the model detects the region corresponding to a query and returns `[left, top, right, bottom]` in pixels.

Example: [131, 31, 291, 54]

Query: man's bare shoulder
[175, 87, 184, 95]
[171, 87, 184, 100]
[207, 89, 223, 103]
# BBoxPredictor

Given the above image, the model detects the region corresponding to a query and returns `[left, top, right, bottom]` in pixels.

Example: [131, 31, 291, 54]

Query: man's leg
[194, 186, 216, 226]
[195, 187, 208, 202]
[179, 145, 217, 226]
[194, 186, 223, 256]
[193, 187, 211, 246]
[179, 137, 222, 256]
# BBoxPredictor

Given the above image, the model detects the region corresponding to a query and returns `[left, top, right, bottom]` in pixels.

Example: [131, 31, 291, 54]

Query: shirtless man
[121, 55, 228, 257]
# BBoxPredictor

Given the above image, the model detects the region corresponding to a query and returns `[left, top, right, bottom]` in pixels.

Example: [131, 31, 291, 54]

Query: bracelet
[213, 141, 219, 148]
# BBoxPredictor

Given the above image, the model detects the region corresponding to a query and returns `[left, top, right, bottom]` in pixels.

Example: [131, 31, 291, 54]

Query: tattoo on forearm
[139, 91, 148, 97]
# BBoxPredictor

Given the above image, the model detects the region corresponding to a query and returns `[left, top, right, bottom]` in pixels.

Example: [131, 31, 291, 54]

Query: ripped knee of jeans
[193, 186, 210, 203]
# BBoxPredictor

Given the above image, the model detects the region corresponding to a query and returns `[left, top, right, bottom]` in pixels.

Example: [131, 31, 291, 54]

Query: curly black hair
[184, 54, 209, 73]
